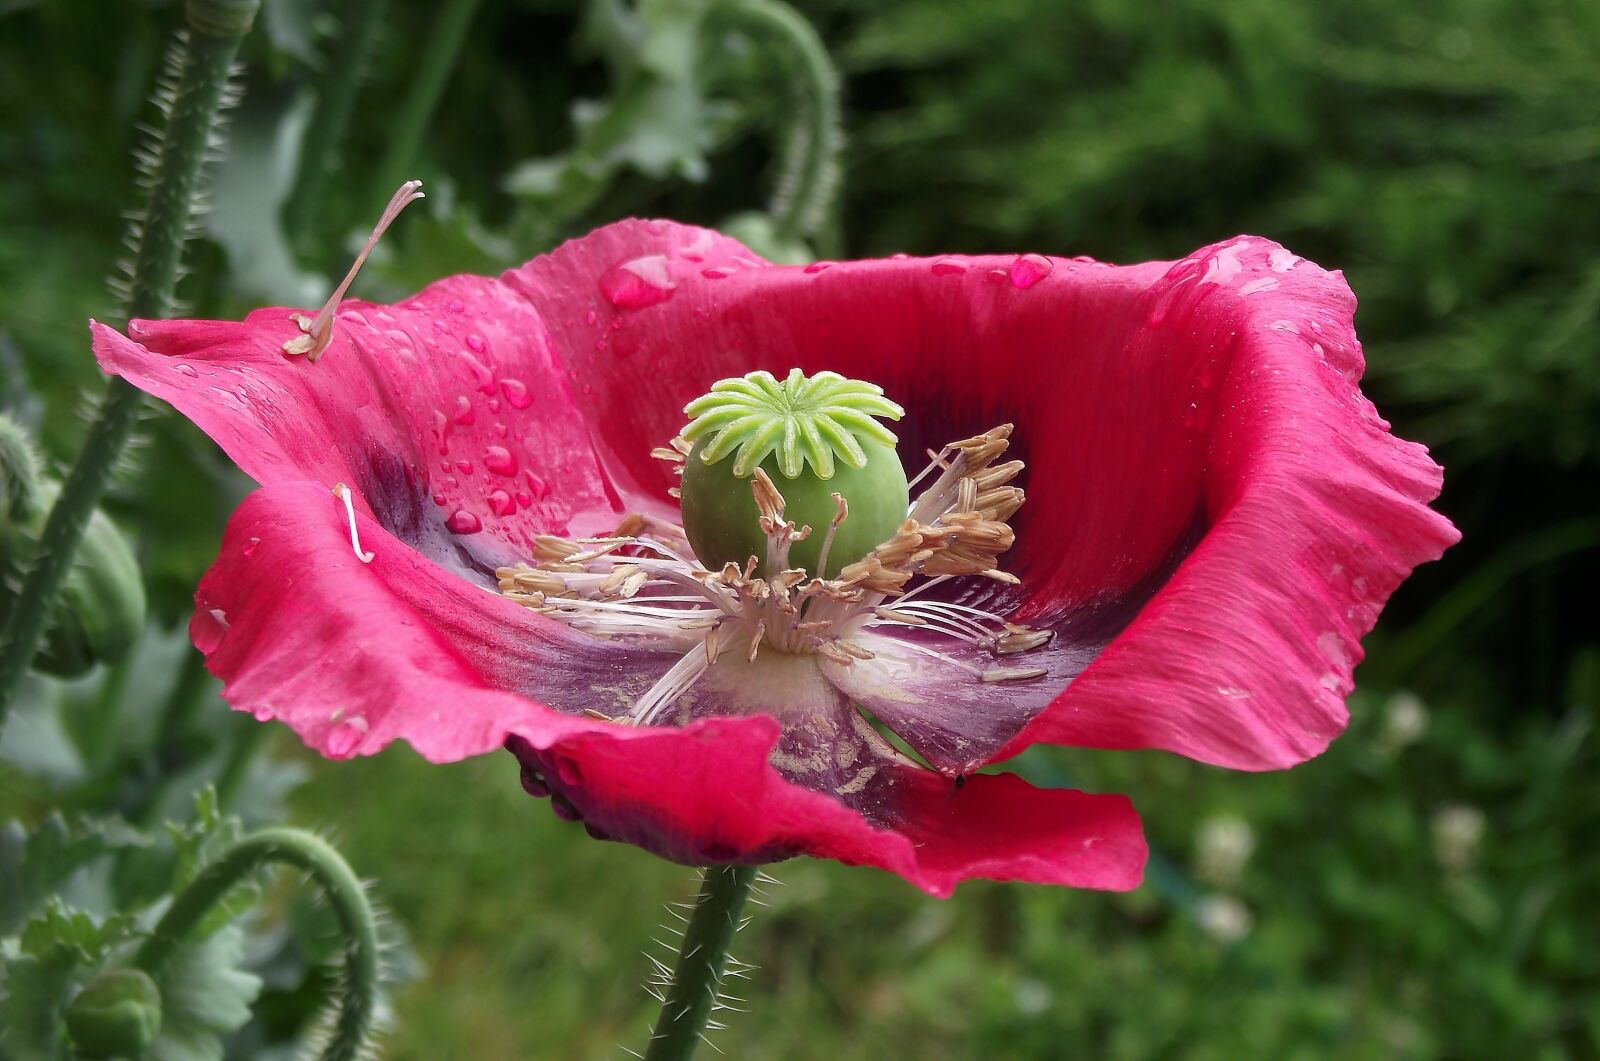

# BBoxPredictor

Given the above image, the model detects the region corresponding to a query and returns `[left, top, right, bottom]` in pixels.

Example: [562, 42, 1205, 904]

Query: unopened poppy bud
[64, 968, 162, 1058]
[678, 369, 908, 577]
[0, 474, 148, 678]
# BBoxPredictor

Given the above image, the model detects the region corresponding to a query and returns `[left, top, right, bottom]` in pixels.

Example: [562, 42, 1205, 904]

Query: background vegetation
[2, 0, 1597, 1057]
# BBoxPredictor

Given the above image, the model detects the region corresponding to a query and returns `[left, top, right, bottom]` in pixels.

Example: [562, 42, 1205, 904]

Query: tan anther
[705, 625, 724, 665]
[748, 620, 767, 662]
[995, 625, 1053, 655]
[533, 535, 582, 562]
[981, 665, 1047, 683]
[873, 606, 928, 625]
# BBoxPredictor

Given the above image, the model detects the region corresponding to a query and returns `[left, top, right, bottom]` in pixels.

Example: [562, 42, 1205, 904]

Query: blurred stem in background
[375, 0, 484, 197]
[284, 0, 389, 256]
[722, 0, 841, 244]
[0, 0, 261, 722]
[643, 864, 757, 1061]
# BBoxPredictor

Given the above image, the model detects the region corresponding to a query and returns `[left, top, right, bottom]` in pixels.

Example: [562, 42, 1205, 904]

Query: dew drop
[931, 258, 968, 277]
[525, 471, 550, 499]
[484, 445, 518, 476]
[446, 509, 482, 534]
[701, 267, 731, 280]
[599, 255, 677, 309]
[465, 333, 486, 353]
[447, 299, 465, 313]
[488, 489, 517, 517]
[174, 363, 199, 377]
[325, 717, 368, 758]
[458, 351, 497, 394]
[803, 261, 834, 274]
[515, 489, 533, 508]
[585, 309, 598, 326]
[242, 536, 260, 557]
[500, 378, 533, 409]
[487, 398, 501, 413]
[452, 395, 475, 425]
[1009, 254, 1054, 289]
[432, 492, 447, 506]
[455, 459, 474, 474]
[986, 268, 1008, 283]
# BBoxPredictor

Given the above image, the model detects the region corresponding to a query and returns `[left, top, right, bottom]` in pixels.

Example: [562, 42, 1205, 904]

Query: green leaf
[143, 926, 262, 1061]
[0, 949, 76, 1060]
[0, 815, 149, 936]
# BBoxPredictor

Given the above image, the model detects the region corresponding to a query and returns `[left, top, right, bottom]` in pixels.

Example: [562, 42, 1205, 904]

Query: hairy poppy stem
[135, 827, 383, 1061]
[643, 864, 758, 1061]
[722, 0, 842, 241]
[0, 0, 259, 721]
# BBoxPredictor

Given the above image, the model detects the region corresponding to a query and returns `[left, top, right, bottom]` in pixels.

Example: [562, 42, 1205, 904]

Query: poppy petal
[200, 480, 1142, 894]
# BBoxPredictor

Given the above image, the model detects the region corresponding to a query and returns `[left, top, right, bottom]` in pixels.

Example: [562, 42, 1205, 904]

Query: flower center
[496, 371, 1050, 729]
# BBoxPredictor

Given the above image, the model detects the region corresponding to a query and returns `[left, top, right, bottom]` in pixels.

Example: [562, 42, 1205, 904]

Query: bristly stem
[135, 827, 383, 1061]
[723, 0, 842, 241]
[643, 865, 757, 1061]
[285, 0, 389, 253]
[0, 0, 259, 722]
[375, 0, 483, 197]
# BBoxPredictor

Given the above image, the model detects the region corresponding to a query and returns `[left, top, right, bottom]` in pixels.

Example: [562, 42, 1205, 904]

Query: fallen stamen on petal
[332, 483, 375, 563]
[283, 180, 425, 362]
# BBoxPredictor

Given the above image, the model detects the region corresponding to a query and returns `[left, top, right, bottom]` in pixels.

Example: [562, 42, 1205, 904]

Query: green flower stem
[0, 0, 259, 722]
[285, 0, 389, 253]
[643, 865, 757, 1061]
[375, 0, 483, 196]
[721, 0, 842, 240]
[135, 827, 381, 1061]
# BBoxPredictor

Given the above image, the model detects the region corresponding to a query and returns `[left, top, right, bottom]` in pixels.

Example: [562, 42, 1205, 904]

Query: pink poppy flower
[91, 219, 1456, 897]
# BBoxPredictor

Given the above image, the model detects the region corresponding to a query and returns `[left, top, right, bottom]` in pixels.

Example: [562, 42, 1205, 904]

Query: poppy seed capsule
[678, 369, 909, 578]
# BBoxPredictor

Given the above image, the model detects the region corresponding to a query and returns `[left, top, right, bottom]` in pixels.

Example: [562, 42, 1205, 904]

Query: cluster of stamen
[496, 425, 1051, 727]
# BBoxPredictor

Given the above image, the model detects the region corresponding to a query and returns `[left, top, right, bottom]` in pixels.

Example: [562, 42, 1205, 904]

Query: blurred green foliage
[2, 0, 1598, 1057]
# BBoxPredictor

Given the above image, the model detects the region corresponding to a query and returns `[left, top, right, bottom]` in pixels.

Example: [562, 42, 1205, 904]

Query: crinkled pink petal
[194, 480, 1142, 894]
[92, 273, 620, 581]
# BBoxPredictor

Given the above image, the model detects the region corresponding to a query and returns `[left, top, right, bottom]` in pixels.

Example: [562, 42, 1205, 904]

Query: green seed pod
[64, 968, 163, 1058]
[679, 370, 909, 577]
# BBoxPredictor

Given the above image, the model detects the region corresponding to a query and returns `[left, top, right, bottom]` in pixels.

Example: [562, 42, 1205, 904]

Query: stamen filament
[283, 180, 425, 361]
[333, 483, 374, 564]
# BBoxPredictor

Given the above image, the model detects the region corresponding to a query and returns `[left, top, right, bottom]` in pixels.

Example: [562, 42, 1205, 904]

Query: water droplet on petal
[803, 261, 834, 274]
[1009, 254, 1054, 289]
[325, 716, 368, 757]
[242, 536, 260, 557]
[432, 492, 447, 506]
[174, 363, 199, 377]
[931, 258, 968, 276]
[447, 299, 465, 313]
[600, 255, 676, 309]
[465, 333, 486, 353]
[986, 268, 1008, 283]
[500, 378, 533, 409]
[455, 459, 474, 475]
[458, 350, 496, 394]
[585, 309, 598, 326]
[446, 509, 482, 534]
[701, 267, 731, 280]
[484, 445, 517, 476]
[488, 489, 517, 516]
[452, 395, 475, 425]
[515, 489, 533, 508]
